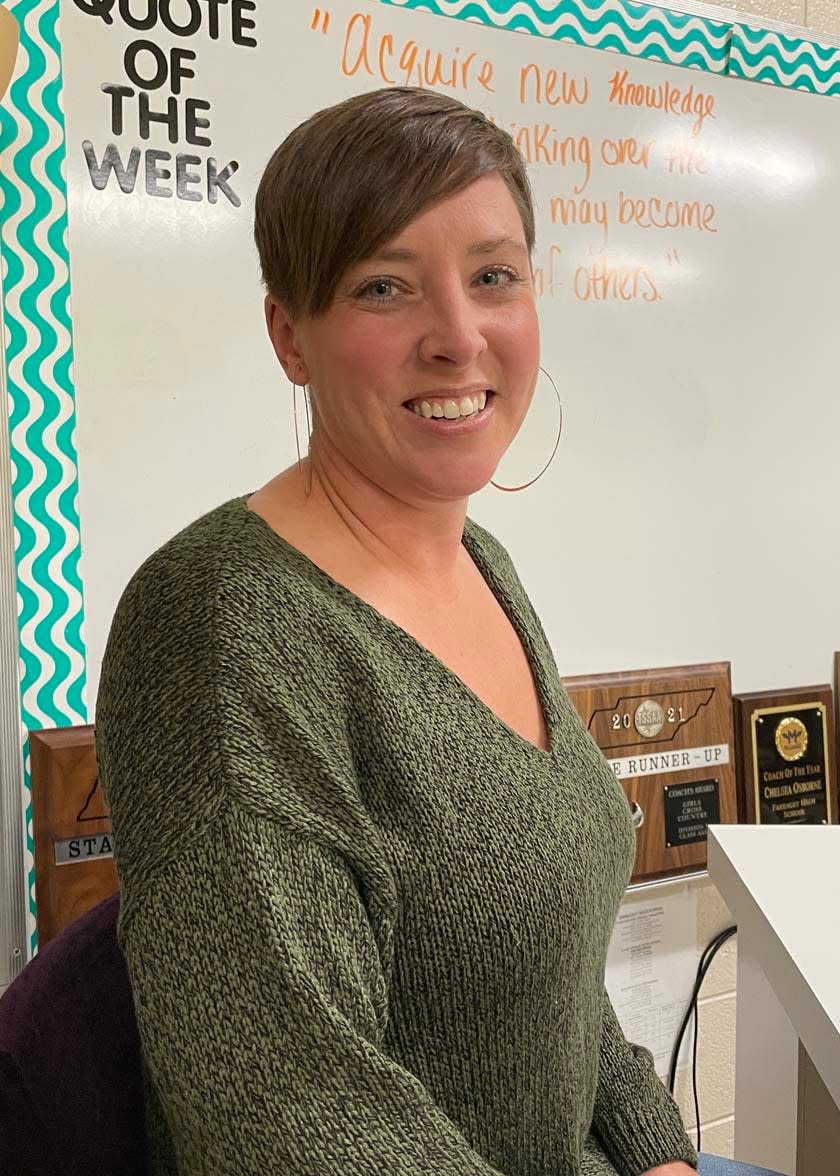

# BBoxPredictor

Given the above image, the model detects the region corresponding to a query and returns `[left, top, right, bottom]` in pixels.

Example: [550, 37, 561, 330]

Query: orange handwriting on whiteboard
[667, 140, 708, 176]
[531, 243, 565, 300]
[608, 68, 716, 137]
[519, 64, 589, 106]
[510, 126, 591, 193]
[574, 254, 659, 303]
[600, 138, 653, 170]
[617, 191, 717, 233]
[342, 12, 495, 92]
[550, 196, 608, 245]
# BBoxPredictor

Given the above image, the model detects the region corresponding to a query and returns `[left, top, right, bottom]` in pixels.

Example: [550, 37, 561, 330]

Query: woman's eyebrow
[369, 237, 527, 264]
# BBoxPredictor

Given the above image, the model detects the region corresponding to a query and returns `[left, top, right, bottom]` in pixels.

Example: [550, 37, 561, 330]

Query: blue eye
[478, 266, 519, 287]
[357, 265, 520, 303]
[359, 279, 395, 301]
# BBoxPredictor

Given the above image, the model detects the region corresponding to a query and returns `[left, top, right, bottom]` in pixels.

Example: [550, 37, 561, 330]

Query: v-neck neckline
[238, 495, 557, 761]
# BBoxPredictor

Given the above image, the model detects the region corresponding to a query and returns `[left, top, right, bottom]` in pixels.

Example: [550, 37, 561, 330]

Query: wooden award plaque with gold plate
[562, 662, 737, 882]
[734, 686, 837, 825]
[30, 725, 118, 947]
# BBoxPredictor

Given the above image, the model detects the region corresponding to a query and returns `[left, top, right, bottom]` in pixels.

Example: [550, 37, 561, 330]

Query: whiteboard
[54, 0, 840, 707]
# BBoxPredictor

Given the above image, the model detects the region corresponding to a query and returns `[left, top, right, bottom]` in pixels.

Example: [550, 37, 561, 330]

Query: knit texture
[95, 495, 698, 1176]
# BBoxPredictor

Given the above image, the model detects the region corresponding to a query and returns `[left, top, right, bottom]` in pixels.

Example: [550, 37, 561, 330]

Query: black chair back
[0, 893, 146, 1175]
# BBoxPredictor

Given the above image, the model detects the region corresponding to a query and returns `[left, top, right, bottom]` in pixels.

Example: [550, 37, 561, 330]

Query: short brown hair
[254, 86, 535, 318]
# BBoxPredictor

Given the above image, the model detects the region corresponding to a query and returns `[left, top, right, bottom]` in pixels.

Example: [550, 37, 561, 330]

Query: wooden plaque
[835, 655, 840, 781]
[733, 686, 837, 825]
[30, 725, 118, 948]
[562, 662, 737, 883]
[0, 8, 20, 104]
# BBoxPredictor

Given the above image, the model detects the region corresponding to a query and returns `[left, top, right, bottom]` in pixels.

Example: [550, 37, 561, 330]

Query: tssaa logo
[775, 716, 809, 763]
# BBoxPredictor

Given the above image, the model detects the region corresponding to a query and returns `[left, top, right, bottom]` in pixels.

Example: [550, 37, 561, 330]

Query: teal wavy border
[0, 0, 87, 957]
[382, 0, 840, 91]
[730, 22, 840, 95]
[380, 0, 732, 73]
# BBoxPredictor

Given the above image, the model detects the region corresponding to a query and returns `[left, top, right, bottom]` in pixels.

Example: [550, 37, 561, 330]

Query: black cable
[691, 984, 700, 1151]
[668, 925, 736, 1093]
[667, 924, 737, 1152]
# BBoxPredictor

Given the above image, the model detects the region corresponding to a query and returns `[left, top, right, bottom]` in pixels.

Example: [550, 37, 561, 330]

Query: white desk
[707, 825, 840, 1176]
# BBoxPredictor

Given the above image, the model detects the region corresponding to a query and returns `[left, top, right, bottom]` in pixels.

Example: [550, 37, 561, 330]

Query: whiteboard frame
[0, 312, 26, 987]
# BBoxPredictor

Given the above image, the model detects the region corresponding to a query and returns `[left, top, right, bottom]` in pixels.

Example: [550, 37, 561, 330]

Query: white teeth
[410, 391, 488, 419]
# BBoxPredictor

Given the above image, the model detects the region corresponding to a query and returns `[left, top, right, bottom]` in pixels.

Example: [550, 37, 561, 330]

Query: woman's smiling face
[267, 172, 541, 505]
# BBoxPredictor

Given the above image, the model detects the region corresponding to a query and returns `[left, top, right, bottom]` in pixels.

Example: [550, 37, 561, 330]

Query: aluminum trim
[0, 283, 26, 984]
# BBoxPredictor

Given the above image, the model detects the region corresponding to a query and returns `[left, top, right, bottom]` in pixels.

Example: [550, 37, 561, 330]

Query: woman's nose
[416, 290, 488, 368]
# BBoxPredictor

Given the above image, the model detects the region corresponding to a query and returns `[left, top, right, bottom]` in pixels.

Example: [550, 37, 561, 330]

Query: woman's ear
[264, 294, 310, 384]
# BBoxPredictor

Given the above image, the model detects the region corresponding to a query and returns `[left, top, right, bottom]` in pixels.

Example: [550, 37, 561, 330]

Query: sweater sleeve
[591, 990, 698, 1176]
[112, 804, 508, 1175]
[95, 562, 507, 1175]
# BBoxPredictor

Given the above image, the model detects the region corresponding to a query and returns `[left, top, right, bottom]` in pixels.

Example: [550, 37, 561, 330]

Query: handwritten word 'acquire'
[341, 13, 495, 92]
[608, 69, 716, 137]
[72, 0, 257, 43]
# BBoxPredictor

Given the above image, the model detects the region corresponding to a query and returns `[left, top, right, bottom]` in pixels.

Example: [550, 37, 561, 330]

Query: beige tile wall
[618, 876, 738, 1158]
[805, 0, 840, 36]
[673, 879, 738, 1158]
[727, 0, 809, 26]
[701, 0, 840, 37]
[672, 884, 734, 1157]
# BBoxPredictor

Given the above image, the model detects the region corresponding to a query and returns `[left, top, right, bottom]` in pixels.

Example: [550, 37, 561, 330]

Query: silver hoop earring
[291, 364, 313, 497]
[490, 365, 563, 493]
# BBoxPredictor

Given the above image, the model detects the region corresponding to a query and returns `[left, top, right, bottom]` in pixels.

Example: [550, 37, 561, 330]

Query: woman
[96, 86, 699, 1175]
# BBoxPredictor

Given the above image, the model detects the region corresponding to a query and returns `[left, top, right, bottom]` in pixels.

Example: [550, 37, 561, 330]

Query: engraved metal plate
[664, 779, 720, 848]
[54, 832, 114, 866]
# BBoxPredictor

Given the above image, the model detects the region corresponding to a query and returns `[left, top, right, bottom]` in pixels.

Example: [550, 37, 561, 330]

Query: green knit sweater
[95, 494, 698, 1176]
